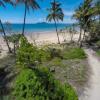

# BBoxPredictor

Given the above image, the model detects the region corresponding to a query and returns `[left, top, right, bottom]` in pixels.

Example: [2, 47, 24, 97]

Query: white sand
[26, 31, 79, 45]
[0, 37, 8, 59]
[0, 31, 80, 58]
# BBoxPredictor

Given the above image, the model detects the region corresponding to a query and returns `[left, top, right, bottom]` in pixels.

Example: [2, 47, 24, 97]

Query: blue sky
[0, 0, 83, 24]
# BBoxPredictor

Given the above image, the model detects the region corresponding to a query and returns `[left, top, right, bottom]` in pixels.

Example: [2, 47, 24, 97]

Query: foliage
[16, 36, 39, 67]
[46, 1, 64, 22]
[49, 57, 64, 67]
[63, 47, 86, 59]
[12, 67, 78, 100]
[6, 34, 22, 44]
[38, 48, 51, 62]
[96, 40, 100, 47]
[17, 37, 64, 67]
[46, 47, 62, 59]
[97, 50, 100, 56]
[73, 0, 100, 43]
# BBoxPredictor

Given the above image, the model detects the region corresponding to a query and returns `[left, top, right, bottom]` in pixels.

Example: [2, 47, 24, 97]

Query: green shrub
[17, 37, 63, 67]
[49, 57, 65, 67]
[96, 40, 100, 47]
[63, 47, 86, 59]
[16, 37, 39, 67]
[12, 68, 78, 100]
[46, 47, 62, 59]
[38, 49, 51, 62]
[97, 50, 100, 55]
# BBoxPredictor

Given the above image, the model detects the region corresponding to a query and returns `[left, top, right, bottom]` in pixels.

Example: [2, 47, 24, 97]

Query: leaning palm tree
[73, 5, 83, 43]
[0, 0, 13, 53]
[46, 0, 64, 44]
[73, 0, 93, 47]
[16, 0, 40, 35]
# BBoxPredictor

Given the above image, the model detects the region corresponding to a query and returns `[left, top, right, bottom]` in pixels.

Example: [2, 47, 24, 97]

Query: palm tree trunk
[83, 29, 86, 41]
[13, 41, 16, 55]
[0, 19, 12, 53]
[54, 19, 60, 44]
[22, 3, 27, 35]
[71, 32, 74, 42]
[78, 26, 82, 42]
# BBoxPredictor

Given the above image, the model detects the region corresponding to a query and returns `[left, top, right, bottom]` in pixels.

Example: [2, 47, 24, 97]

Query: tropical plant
[73, 0, 93, 46]
[0, 0, 13, 53]
[12, 67, 78, 100]
[46, 0, 64, 44]
[6, 34, 22, 54]
[16, 0, 40, 35]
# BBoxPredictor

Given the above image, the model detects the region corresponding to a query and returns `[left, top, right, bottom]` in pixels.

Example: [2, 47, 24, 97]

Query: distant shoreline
[0, 23, 72, 34]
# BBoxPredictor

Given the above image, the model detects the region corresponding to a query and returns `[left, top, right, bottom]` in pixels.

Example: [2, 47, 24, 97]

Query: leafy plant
[47, 47, 62, 59]
[12, 67, 78, 100]
[16, 36, 39, 67]
[96, 40, 100, 48]
[97, 50, 100, 56]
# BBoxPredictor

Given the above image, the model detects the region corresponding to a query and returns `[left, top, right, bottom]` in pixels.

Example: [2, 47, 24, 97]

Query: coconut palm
[0, 0, 13, 53]
[16, 0, 40, 35]
[73, 5, 83, 44]
[46, 0, 64, 44]
[73, 0, 93, 46]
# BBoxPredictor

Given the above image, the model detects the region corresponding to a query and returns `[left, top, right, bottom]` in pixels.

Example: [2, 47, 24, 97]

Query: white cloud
[63, 10, 74, 16]
[63, 18, 76, 24]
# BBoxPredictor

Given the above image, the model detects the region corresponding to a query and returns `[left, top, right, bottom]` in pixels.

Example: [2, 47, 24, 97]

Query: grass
[62, 47, 86, 60]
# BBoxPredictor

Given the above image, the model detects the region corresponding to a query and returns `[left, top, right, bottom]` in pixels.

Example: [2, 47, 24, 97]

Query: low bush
[46, 47, 62, 59]
[49, 57, 65, 67]
[12, 67, 78, 100]
[16, 37, 39, 67]
[97, 50, 100, 56]
[17, 37, 62, 67]
[63, 47, 86, 59]
[96, 40, 100, 48]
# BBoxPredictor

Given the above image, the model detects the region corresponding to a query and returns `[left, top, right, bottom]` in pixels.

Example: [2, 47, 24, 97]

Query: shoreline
[0, 31, 80, 58]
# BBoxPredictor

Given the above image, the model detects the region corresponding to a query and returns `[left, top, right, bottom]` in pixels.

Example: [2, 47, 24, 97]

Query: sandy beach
[26, 31, 80, 45]
[0, 31, 80, 58]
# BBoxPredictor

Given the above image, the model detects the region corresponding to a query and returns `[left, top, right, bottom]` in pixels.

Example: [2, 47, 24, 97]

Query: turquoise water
[0, 23, 71, 35]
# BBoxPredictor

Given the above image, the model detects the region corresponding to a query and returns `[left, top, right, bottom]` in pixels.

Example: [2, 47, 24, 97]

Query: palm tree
[0, 0, 13, 53]
[73, 5, 83, 43]
[16, 0, 40, 35]
[46, 0, 64, 44]
[73, 0, 93, 46]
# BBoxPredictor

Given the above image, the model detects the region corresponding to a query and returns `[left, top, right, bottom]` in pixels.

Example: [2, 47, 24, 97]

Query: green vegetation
[96, 40, 100, 48]
[73, 0, 100, 46]
[97, 50, 100, 56]
[13, 68, 78, 100]
[63, 47, 86, 59]
[46, 0, 64, 44]
[13, 36, 79, 99]
[0, 0, 95, 99]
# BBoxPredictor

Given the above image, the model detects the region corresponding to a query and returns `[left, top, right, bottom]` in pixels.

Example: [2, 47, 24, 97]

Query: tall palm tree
[73, 5, 83, 43]
[16, 0, 40, 35]
[73, 0, 93, 46]
[0, 0, 13, 53]
[46, 0, 64, 44]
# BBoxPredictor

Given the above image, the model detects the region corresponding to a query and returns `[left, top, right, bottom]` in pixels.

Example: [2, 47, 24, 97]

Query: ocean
[0, 23, 71, 35]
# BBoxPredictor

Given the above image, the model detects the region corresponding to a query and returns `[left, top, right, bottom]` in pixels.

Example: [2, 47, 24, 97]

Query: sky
[0, 0, 83, 24]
